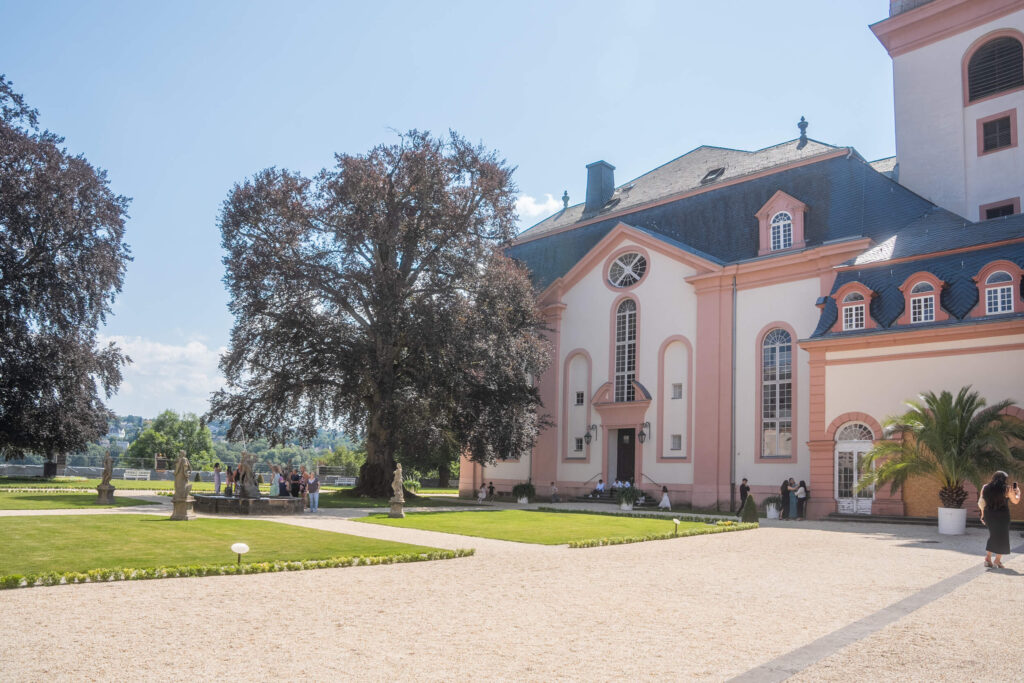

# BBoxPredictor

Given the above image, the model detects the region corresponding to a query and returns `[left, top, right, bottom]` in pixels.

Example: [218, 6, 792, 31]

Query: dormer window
[909, 282, 935, 323]
[700, 167, 725, 184]
[833, 282, 875, 333]
[842, 293, 866, 330]
[970, 261, 1023, 318]
[986, 271, 1014, 314]
[897, 272, 949, 326]
[770, 212, 793, 251]
[756, 191, 807, 256]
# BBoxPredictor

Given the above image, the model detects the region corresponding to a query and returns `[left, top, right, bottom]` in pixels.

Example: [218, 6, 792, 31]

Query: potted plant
[616, 486, 641, 511]
[761, 494, 783, 519]
[859, 387, 1024, 535]
[511, 482, 535, 504]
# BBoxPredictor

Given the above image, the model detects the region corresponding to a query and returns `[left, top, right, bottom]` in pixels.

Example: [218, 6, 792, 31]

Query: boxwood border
[0, 548, 474, 590]
[533, 507, 758, 547]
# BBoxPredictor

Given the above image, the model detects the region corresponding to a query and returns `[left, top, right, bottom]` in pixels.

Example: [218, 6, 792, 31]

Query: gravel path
[0, 505, 1016, 682]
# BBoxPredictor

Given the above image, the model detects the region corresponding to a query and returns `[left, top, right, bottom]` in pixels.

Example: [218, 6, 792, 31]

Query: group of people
[477, 482, 496, 503]
[212, 462, 321, 512]
[779, 477, 808, 520]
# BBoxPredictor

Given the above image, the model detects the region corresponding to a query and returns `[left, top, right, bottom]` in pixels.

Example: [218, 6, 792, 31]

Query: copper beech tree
[210, 131, 549, 496]
[0, 76, 131, 462]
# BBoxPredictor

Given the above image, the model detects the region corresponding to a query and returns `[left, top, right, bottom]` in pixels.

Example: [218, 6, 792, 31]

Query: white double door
[835, 441, 874, 514]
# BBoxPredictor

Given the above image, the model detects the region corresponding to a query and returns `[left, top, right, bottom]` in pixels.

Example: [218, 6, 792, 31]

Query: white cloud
[101, 335, 226, 418]
[516, 193, 562, 225]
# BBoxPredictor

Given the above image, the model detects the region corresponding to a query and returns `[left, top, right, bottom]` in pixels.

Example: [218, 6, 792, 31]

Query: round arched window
[836, 423, 874, 441]
[608, 252, 647, 288]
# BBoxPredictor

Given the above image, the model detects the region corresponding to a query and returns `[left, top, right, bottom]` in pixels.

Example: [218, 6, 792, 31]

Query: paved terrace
[0, 496, 1020, 681]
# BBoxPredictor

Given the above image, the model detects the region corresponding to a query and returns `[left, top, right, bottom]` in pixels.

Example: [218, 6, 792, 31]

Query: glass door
[836, 444, 873, 514]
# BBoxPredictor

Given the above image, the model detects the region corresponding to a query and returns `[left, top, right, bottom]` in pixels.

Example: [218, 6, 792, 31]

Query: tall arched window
[614, 299, 637, 402]
[761, 328, 792, 457]
[985, 270, 1014, 314]
[968, 36, 1024, 102]
[770, 212, 793, 251]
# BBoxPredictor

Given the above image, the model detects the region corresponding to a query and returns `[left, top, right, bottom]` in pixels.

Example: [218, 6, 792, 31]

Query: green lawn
[355, 509, 708, 544]
[0, 492, 156, 510]
[0, 515, 443, 575]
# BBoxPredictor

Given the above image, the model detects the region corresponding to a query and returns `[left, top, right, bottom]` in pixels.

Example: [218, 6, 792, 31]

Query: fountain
[191, 452, 304, 515]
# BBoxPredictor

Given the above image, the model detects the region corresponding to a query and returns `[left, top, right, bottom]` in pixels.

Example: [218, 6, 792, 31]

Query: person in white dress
[658, 485, 671, 510]
[477, 484, 487, 503]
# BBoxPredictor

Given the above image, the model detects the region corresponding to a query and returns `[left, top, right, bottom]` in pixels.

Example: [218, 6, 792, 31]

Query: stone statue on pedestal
[389, 463, 405, 518]
[169, 450, 195, 520]
[96, 451, 116, 504]
[235, 452, 261, 499]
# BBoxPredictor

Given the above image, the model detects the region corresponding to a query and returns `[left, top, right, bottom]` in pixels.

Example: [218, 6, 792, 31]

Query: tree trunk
[438, 466, 450, 488]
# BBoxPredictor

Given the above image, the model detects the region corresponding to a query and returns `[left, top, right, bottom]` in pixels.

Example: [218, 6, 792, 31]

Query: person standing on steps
[980, 471, 1021, 568]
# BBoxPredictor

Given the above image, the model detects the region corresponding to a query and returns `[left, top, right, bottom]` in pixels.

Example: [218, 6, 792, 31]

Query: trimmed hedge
[535, 506, 745, 525]
[532, 507, 758, 548]
[0, 548, 474, 591]
[568, 521, 758, 548]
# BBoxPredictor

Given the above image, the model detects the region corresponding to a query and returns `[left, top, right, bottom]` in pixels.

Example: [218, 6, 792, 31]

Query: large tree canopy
[0, 75, 131, 461]
[209, 130, 549, 495]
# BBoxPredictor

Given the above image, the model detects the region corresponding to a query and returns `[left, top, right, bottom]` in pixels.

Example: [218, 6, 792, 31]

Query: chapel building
[460, 0, 1024, 520]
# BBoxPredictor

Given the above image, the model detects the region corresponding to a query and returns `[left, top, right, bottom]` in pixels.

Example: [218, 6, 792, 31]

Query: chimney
[584, 160, 615, 216]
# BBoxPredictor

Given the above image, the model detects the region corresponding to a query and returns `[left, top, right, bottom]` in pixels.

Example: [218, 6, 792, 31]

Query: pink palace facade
[460, 0, 1024, 519]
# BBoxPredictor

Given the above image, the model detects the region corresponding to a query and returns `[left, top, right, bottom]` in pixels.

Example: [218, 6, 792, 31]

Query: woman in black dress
[980, 471, 1021, 568]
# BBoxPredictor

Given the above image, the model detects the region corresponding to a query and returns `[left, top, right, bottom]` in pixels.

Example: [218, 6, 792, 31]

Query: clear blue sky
[1, 0, 894, 418]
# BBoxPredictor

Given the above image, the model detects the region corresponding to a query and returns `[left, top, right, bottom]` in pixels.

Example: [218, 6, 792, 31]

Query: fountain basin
[192, 494, 304, 515]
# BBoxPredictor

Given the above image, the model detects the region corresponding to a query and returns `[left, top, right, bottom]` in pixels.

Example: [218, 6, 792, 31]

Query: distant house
[461, 0, 1024, 519]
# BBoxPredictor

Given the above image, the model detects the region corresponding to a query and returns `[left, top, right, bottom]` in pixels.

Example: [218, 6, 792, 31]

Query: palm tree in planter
[858, 387, 1024, 535]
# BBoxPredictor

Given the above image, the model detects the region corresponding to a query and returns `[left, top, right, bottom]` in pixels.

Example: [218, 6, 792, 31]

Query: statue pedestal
[170, 497, 195, 521]
[388, 499, 405, 518]
[96, 483, 116, 504]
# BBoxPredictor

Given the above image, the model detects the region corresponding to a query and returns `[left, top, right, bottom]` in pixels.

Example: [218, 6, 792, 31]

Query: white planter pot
[937, 507, 967, 535]
[517, 496, 529, 505]
[766, 505, 780, 520]
[619, 502, 633, 511]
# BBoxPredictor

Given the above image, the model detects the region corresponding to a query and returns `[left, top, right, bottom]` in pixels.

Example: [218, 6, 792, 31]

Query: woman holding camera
[979, 471, 1021, 568]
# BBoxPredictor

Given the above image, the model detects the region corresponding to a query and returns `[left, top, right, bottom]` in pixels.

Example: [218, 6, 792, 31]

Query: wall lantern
[583, 424, 599, 445]
[637, 421, 651, 444]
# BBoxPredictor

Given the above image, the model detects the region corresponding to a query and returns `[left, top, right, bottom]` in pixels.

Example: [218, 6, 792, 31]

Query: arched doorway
[835, 422, 874, 514]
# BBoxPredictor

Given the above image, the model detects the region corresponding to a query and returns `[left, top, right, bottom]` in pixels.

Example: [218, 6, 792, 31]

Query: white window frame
[671, 383, 683, 399]
[842, 303, 865, 330]
[670, 434, 682, 451]
[770, 212, 793, 251]
[761, 328, 793, 458]
[575, 391, 584, 406]
[574, 437, 583, 452]
[910, 295, 934, 323]
[985, 271, 1014, 314]
[614, 299, 637, 402]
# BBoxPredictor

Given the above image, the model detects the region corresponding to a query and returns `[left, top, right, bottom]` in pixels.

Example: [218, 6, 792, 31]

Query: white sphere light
[231, 542, 250, 554]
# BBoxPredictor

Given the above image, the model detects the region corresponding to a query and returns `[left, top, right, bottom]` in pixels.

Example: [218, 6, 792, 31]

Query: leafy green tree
[0, 76, 131, 461]
[125, 410, 215, 469]
[318, 442, 367, 477]
[209, 130, 550, 497]
[859, 387, 1024, 508]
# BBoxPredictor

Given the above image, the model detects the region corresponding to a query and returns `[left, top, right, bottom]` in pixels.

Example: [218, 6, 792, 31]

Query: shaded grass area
[0, 477, 342, 493]
[0, 514, 442, 575]
[355, 509, 710, 545]
[0, 492, 156, 510]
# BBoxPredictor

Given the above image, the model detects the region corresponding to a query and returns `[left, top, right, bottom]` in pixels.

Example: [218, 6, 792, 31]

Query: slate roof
[852, 210, 1024, 265]
[517, 139, 841, 240]
[507, 151, 937, 291]
[810, 238, 1024, 338]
